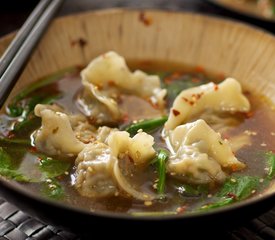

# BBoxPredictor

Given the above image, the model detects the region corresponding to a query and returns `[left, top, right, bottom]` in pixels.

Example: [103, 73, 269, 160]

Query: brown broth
[1, 61, 275, 215]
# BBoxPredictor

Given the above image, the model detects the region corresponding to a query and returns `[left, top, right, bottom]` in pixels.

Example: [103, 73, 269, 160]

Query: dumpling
[75, 142, 118, 198]
[79, 51, 166, 124]
[34, 104, 95, 156]
[70, 115, 97, 144]
[96, 126, 118, 144]
[168, 144, 226, 184]
[165, 78, 250, 130]
[164, 119, 245, 184]
[74, 131, 156, 200]
[108, 131, 156, 165]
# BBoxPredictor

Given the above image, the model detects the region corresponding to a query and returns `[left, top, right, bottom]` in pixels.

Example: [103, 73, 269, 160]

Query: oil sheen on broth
[1, 52, 275, 216]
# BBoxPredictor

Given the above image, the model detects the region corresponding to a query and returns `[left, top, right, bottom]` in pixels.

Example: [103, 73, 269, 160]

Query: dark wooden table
[0, 1, 275, 239]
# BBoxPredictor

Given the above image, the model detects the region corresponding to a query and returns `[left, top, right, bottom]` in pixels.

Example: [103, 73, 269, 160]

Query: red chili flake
[191, 77, 201, 83]
[222, 133, 229, 140]
[245, 111, 254, 118]
[176, 206, 187, 214]
[146, 98, 160, 109]
[195, 66, 205, 73]
[170, 72, 182, 79]
[191, 92, 203, 101]
[164, 77, 171, 83]
[151, 103, 159, 109]
[172, 109, 180, 116]
[82, 139, 91, 144]
[7, 132, 15, 139]
[164, 72, 183, 83]
[139, 12, 153, 26]
[182, 97, 189, 103]
[116, 95, 123, 104]
[214, 84, 219, 91]
[95, 84, 103, 90]
[217, 73, 225, 80]
[128, 156, 134, 163]
[108, 80, 116, 87]
[196, 92, 204, 100]
[71, 38, 87, 48]
[227, 193, 237, 200]
[122, 114, 129, 123]
[243, 90, 251, 96]
[231, 164, 239, 172]
[78, 38, 87, 47]
[182, 97, 195, 106]
[56, 175, 64, 180]
[29, 146, 37, 153]
[52, 127, 59, 134]
[88, 117, 97, 125]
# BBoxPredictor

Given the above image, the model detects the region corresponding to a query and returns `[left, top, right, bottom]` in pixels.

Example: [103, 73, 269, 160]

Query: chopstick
[0, 0, 52, 76]
[0, 0, 65, 109]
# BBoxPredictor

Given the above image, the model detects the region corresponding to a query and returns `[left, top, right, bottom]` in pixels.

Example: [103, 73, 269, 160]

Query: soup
[1, 52, 275, 216]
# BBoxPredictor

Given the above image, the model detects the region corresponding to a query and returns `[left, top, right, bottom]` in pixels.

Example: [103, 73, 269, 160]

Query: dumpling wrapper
[75, 142, 118, 198]
[74, 131, 156, 199]
[165, 78, 250, 130]
[80, 51, 166, 123]
[108, 131, 156, 165]
[165, 119, 245, 184]
[34, 104, 86, 156]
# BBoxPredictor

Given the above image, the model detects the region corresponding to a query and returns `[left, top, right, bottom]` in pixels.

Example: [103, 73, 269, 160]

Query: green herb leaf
[155, 149, 169, 196]
[266, 152, 275, 180]
[125, 116, 168, 137]
[0, 169, 30, 182]
[8, 105, 23, 117]
[0, 147, 30, 182]
[217, 176, 260, 201]
[198, 175, 261, 211]
[0, 147, 12, 169]
[41, 178, 64, 199]
[8, 67, 77, 117]
[0, 137, 30, 145]
[177, 184, 209, 197]
[164, 74, 207, 106]
[13, 115, 41, 133]
[37, 154, 71, 199]
[39, 156, 71, 178]
[149, 71, 170, 85]
[12, 94, 61, 133]
[200, 198, 234, 211]
[166, 80, 195, 101]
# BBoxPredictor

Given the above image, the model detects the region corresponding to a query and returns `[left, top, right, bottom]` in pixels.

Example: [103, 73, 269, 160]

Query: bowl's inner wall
[1, 10, 275, 107]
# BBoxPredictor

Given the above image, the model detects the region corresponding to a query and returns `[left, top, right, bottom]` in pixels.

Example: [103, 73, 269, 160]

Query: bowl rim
[1, 8, 275, 221]
[205, 0, 275, 23]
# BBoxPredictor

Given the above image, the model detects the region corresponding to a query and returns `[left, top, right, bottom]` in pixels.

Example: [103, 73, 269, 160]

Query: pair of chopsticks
[0, 0, 64, 108]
